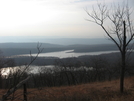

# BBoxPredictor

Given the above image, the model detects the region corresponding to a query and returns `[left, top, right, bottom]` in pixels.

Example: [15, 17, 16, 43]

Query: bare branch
[2, 76, 31, 101]
[85, 1, 134, 93]
[101, 25, 122, 52]
[20, 42, 44, 77]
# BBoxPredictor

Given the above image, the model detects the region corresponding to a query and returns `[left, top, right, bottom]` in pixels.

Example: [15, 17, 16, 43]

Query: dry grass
[0, 76, 134, 101]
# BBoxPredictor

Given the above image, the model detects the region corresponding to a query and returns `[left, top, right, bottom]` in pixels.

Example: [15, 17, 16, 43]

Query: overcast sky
[0, 0, 134, 38]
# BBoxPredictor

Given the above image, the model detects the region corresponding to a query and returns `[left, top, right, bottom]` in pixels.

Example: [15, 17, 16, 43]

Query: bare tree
[2, 43, 44, 101]
[85, 2, 134, 93]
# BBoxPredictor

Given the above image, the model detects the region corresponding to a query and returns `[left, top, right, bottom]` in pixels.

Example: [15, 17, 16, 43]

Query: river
[2, 50, 119, 77]
[16, 50, 119, 58]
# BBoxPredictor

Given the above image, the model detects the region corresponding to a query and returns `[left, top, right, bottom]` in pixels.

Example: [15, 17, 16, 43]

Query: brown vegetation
[0, 76, 134, 101]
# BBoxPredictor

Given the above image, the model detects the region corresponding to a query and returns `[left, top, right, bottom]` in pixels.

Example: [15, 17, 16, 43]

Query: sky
[0, 0, 134, 39]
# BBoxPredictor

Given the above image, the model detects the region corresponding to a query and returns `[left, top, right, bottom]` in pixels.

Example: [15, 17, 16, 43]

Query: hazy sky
[0, 0, 134, 38]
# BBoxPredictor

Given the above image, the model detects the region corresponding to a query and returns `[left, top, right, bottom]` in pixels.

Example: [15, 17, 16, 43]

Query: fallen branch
[2, 76, 31, 101]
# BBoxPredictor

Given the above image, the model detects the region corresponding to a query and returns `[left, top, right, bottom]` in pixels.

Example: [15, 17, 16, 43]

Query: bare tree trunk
[85, 2, 134, 93]
[120, 21, 126, 93]
[23, 84, 27, 101]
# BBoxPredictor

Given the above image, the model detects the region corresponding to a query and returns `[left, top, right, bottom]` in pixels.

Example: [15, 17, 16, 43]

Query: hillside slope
[1, 76, 134, 101]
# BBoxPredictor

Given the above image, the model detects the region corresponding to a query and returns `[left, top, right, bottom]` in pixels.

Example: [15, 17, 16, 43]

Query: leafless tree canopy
[85, 1, 134, 93]
[85, 2, 134, 53]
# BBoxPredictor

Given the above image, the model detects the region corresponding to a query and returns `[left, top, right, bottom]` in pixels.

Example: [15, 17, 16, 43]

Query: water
[2, 50, 119, 77]
[1, 65, 94, 78]
[16, 50, 119, 58]
[1, 65, 54, 77]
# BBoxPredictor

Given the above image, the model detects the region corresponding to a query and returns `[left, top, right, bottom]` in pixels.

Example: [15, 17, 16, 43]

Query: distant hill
[0, 43, 119, 57]
[0, 43, 63, 48]
[0, 41, 133, 57]
[70, 44, 118, 52]
[0, 36, 112, 45]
